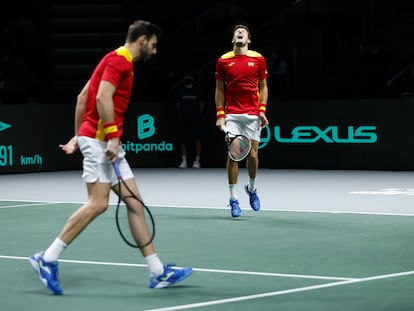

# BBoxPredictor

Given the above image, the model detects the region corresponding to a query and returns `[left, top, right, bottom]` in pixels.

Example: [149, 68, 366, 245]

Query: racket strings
[228, 136, 251, 161]
[115, 180, 155, 249]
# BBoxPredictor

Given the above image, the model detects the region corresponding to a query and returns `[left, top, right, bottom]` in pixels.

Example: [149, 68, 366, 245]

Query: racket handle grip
[112, 162, 122, 179]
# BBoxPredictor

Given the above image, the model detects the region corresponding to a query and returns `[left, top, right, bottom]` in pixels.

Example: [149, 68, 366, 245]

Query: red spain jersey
[78, 46, 134, 141]
[215, 50, 268, 115]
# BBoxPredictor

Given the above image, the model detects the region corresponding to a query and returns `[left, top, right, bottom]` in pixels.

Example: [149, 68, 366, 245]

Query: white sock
[229, 184, 237, 199]
[42, 238, 67, 262]
[249, 178, 256, 192]
[181, 155, 187, 162]
[145, 253, 164, 276]
[194, 156, 200, 163]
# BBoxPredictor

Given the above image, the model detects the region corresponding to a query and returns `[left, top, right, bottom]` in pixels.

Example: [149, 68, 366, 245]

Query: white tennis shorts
[225, 114, 262, 142]
[77, 136, 134, 186]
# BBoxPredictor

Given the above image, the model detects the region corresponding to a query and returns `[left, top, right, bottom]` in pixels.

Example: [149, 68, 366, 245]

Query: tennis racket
[222, 126, 252, 162]
[112, 162, 155, 248]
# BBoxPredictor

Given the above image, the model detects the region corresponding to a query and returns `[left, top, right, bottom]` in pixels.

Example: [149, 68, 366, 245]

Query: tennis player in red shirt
[29, 20, 192, 295]
[215, 24, 269, 218]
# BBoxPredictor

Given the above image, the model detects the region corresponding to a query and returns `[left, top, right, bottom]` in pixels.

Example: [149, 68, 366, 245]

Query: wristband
[259, 103, 267, 112]
[216, 107, 225, 119]
[103, 122, 119, 139]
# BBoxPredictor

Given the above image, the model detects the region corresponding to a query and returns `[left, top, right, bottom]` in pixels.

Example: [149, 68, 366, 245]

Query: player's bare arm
[258, 79, 269, 128]
[96, 80, 119, 162]
[215, 80, 226, 130]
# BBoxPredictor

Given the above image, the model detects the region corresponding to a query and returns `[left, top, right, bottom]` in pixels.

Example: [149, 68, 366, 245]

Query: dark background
[1, 0, 414, 173]
[2, 0, 414, 105]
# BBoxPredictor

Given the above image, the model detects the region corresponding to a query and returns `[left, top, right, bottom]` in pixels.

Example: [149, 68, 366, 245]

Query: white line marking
[3, 255, 413, 310]
[0, 255, 351, 281]
[0, 202, 57, 209]
[350, 188, 414, 195]
[1, 199, 414, 216]
[192, 267, 354, 281]
[145, 270, 414, 311]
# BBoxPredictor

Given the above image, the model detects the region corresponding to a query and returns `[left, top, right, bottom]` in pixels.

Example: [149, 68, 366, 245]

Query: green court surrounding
[1, 200, 414, 311]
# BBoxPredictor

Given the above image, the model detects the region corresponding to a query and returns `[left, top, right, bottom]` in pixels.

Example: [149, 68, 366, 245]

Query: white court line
[0, 202, 57, 209]
[350, 188, 414, 195]
[2, 255, 413, 310]
[0, 255, 351, 281]
[0, 199, 72, 204]
[1, 199, 414, 217]
[145, 270, 414, 311]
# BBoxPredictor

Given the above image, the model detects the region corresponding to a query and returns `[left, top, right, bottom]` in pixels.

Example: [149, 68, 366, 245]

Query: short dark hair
[233, 24, 251, 39]
[126, 20, 162, 43]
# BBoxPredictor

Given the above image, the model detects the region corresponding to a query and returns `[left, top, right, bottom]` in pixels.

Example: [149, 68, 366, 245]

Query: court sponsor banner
[0, 98, 413, 173]
[0, 104, 82, 173]
[0, 102, 179, 173]
[257, 99, 414, 170]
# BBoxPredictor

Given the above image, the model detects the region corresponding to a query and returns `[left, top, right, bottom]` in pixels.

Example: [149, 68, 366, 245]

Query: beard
[139, 45, 152, 62]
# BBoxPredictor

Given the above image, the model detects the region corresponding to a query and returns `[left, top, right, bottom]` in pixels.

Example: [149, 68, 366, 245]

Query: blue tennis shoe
[149, 263, 193, 288]
[245, 184, 260, 211]
[229, 198, 242, 217]
[29, 251, 63, 295]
